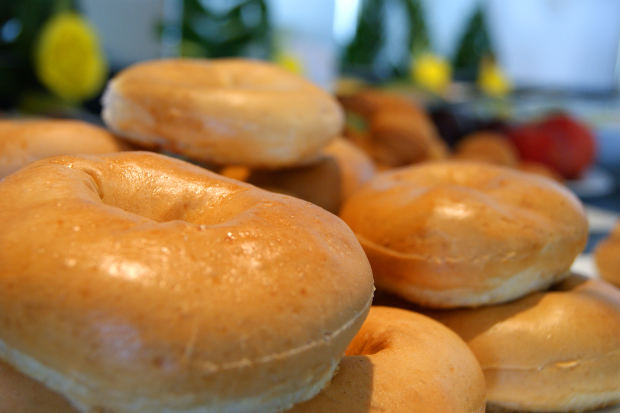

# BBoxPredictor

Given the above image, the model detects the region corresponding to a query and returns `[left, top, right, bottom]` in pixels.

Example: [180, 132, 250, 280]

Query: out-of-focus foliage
[453, 7, 510, 96]
[0, 0, 107, 111]
[0, 0, 57, 108]
[341, 0, 429, 81]
[404, 0, 429, 57]
[178, 0, 272, 59]
[452, 7, 492, 81]
[340, 0, 385, 79]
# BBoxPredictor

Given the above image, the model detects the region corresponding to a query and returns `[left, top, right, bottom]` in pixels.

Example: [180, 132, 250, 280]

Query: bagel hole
[77, 164, 209, 223]
[80, 167, 104, 200]
[347, 331, 390, 356]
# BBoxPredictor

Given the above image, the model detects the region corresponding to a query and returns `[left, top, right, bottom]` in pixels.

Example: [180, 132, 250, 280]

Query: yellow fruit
[274, 51, 304, 75]
[36, 13, 107, 101]
[411, 53, 451, 94]
[478, 58, 511, 97]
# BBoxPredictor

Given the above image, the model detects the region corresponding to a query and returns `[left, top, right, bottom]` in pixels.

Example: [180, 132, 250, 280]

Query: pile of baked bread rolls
[347, 161, 620, 411]
[339, 90, 562, 183]
[0, 58, 618, 413]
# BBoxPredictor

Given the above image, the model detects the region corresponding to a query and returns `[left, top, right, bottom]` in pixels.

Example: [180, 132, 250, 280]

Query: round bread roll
[340, 161, 588, 308]
[339, 89, 423, 118]
[102, 58, 344, 168]
[0, 119, 125, 178]
[595, 222, 620, 287]
[0, 152, 374, 413]
[220, 157, 342, 213]
[340, 89, 447, 168]
[0, 307, 486, 413]
[290, 306, 487, 413]
[368, 108, 447, 167]
[220, 138, 375, 213]
[429, 275, 620, 412]
[454, 132, 519, 167]
[322, 137, 376, 200]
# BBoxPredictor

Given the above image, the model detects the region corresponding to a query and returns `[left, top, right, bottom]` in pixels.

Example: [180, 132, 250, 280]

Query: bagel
[454, 132, 519, 167]
[595, 221, 620, 287]
[322, 137, 376, 200]
[102, 59, 344, 168]
[220, 157, 342, 213]
[339, 89, 447, 168]
[340, 161, 588, 308]
[0, 307, 484, 413]
[0, 119, 125, 178]
[220, 138, 375, 213]
[0, 151, 374, 413]
[339, 89, 423, 118]
[429, 275, 620, 412]
[290, 306, 487, 413]
[367, 108, 447, 167]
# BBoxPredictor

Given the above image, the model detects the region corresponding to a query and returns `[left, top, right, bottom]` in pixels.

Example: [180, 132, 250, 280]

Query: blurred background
[1, 0, 619, 260]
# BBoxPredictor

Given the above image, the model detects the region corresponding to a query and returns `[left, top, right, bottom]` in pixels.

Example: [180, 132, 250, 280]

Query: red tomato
[509, 114, 596, 179]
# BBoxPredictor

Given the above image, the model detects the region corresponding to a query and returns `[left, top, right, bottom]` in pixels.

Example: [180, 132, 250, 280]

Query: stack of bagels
[102, 59, 375, 214]
[339, 89, 561, 182]
[0, 58, 487, 413]
[346, 161, 620, 412]
[339, 89, 448, 169]
[0, 57, 618, 413]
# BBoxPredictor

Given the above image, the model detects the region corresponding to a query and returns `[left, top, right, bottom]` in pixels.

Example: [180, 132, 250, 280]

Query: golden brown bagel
[220, 157, 342, 213]
[290, 306, 487, 413]
[340, 161, 588, 308]
[0, 152, 374, 413]
[595, 222, 620, 287]
[322, 137, 376, 200]
[429, 275, 620, 412]
[220, 138, 375, 213]
[339, 89, 447, 167]
[454, 132, 519, 167]
[0, 119, 125, 178]
[102, 59, 344, 168]
[0, 307, 486, 413]
[368, 108, 447, 167]
[339, 89, 423, 118]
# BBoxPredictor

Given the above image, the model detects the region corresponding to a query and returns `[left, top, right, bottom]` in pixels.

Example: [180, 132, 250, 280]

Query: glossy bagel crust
[102, 59, 344, 168]
[340, 161, 588, 308]
[0, 152, 374, 413]
[0, 307, 484, 413]
[430, 275, 620, 412]
[290, 306, 487, 413]
[0, 119, 125, 178]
